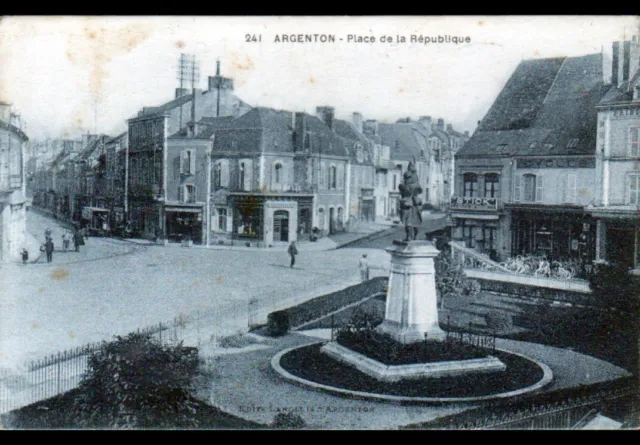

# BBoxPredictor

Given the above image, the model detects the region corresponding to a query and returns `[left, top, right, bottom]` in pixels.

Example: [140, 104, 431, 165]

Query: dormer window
[567, 138, 580, 149]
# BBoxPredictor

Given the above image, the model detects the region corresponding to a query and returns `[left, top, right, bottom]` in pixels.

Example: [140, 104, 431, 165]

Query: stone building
[591, 35, 640, 272]
[0, 101, 28, 262]
[452, 52, 609, 262]
[126, 62, 251, 239]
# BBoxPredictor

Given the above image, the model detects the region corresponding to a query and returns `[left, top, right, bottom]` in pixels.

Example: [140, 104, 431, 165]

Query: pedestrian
[288, 241, 298, 268]
[62, 232, 69, 252]
[44, 227, 52, 240]
[45, 237, 54, 263]
[359, 253, 370, 282]
[73, 228, 85, 252]
[20, 248, 29, 265]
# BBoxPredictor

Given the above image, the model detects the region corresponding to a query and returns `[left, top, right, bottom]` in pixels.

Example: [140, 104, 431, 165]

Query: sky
[0, 15, 638, 142]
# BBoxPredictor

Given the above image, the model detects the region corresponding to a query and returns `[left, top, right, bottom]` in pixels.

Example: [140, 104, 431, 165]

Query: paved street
[0, 211, 392, 369]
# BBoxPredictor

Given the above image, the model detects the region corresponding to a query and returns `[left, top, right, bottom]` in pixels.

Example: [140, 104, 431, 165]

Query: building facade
[0, 101, 28, 262]
[452, 53, 608, 263]
[126, 64, 251, 239]
[591, 35, 640, 272]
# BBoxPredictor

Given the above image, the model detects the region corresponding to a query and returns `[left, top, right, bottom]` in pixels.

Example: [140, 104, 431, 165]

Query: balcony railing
[450, 196, 503, 211]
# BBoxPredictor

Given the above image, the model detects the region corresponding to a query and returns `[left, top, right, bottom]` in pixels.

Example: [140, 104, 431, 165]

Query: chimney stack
[437, 118, 445, 131]
[612, 41, 620, 87]
[216, 59, 221, 76]
[316, 106, 335, 130]
[352, 112, 363, 133]
[363, 120, 379, 136]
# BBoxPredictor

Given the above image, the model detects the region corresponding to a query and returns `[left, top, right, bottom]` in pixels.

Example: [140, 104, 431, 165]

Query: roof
[106, 132, 127, 145]
[598, 69, 640, 106]
[168, 116, 235, 139]
[458, 53, 607, 157]
[378, 123, 426, 162]
[332, 119, 375, 164]
[136, 93, 193, 118]
[0, 119, 29, 141]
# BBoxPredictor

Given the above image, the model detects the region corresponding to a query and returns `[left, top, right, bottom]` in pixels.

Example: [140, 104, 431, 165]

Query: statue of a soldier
[398, 161, 423, 242]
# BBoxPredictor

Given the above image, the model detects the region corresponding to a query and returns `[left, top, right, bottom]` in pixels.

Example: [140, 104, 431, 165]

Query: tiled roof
[378, 123, 422, 162]
[458, 53, 607, 157]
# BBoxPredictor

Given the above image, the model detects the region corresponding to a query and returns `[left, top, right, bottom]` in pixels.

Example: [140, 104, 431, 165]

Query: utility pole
[177, 53, 199, 129]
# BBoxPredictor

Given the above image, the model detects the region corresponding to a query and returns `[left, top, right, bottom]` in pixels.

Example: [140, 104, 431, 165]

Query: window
[462, 223, 474, 248]
[629, 174, 640, 206]
[274, 163, 282, 184]
[214, 162, 221, 187]
[214, 160, 229, 188]
[182, 184, 196, 203]
[521, 174, 544, 202]
[181, 149, 195, 175]
[217, 208, 227, 231]
[484, 173, 500, 198]
[329, 165, 336, 189]
[392, 174, 397, 191]
[566, 138, 580, 149]
[630, 127, 640, 157]
[239, 162, 245, 189]
[463, 173, 478, 197]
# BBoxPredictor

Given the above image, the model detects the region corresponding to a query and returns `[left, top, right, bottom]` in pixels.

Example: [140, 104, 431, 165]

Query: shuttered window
[535, 175, 544, 202]
[514, 174, 521, 202]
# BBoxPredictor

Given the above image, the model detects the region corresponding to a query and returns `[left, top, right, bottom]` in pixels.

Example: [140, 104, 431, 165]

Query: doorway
[273, 210, 289, 242]
[607, 227, 635, 268]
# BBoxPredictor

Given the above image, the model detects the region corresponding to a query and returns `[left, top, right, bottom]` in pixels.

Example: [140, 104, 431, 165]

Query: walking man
[288, 241, 298, 268]
[45, 237, 54, 263]
[20, 248, 29, 265]
[61, 231, 69, 252]
[73, 228, 84, 252]
[359, 253, 370, 282]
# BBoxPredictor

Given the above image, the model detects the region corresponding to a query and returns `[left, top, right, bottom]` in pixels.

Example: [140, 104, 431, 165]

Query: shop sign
[450, 196, 499, 211]
[516, 157, 595, 169]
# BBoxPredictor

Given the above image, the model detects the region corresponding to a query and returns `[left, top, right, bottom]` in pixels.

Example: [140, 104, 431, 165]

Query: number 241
[245, 34, 262, 43]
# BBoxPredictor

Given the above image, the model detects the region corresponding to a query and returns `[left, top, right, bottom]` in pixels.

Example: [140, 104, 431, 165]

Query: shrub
[484, 311, 513, 332]
[461, 279, 482, 298]
[588, 263, 640, 315]
[266, 311, 290, 337]
[72, 332, 201, 428]
[271, 412, 306, 429]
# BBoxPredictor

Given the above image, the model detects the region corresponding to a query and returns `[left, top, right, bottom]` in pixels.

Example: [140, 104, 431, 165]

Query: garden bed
[279, 343, 544, 399]
[336, 330, 488, 365]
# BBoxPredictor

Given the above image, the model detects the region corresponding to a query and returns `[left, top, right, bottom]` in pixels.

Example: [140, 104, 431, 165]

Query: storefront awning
[451, 213, 500, 221]
[165, 206, 202, 213]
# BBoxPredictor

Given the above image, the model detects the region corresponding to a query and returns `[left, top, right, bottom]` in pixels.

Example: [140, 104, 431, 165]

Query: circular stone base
[272, 341, 553, 403]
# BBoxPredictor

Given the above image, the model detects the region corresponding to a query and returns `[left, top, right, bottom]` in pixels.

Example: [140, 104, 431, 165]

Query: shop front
[508, 205, 595, 262]
[591, 209, 640, 271]
[165, 205, 203, 244]
[449, 196, 505, 261]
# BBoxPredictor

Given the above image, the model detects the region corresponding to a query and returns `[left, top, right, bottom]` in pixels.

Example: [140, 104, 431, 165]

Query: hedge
[265, 277, 388, 336]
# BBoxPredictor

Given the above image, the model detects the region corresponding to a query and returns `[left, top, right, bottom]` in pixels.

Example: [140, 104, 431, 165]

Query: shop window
[463, 173, 478, 197]
[217, 208, 227, 232]
[462, 224, 475, 248]
[484, 173, 500, 198]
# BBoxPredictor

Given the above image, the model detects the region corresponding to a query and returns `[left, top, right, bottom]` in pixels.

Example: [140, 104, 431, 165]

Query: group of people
[20, 226, 86, 265]
[287, 240, 371, 282]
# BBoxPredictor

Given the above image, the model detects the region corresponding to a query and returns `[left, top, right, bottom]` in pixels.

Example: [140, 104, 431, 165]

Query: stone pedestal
[377, 240, 446, 343]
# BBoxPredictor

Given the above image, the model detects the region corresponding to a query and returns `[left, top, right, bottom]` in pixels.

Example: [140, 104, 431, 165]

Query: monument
[376, 160, 446, 343]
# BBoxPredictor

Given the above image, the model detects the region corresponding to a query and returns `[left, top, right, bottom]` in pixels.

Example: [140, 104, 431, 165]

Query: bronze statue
[398, 161, 423, 241]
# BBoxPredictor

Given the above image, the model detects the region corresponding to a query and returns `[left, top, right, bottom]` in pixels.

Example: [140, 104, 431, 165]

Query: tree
[73, 333, 201, 428]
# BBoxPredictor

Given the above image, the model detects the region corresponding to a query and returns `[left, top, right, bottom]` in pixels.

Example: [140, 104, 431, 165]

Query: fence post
[56, 352, 61, 394]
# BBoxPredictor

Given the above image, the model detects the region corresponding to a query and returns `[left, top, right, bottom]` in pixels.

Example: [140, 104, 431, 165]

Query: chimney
[316, 106, 335, 129]
[437, 118, 445, 131]
[629, 35, 640, 91]
[352, 112, 363, 133]
[446, 124, 453, 133]
[622, 40, 631, 84]
[216, 59, 220, 76]
[612, 41, 620, 87]
[418, 116, 432, 131]
[363, 120, 379, 136]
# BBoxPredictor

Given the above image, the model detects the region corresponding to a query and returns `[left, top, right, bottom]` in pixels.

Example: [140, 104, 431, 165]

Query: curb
[271, 342, 553, 404]
[335, 227, 398, 249]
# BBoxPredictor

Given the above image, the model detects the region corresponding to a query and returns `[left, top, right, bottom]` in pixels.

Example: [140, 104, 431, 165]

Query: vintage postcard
[0, 15, 639, 430]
